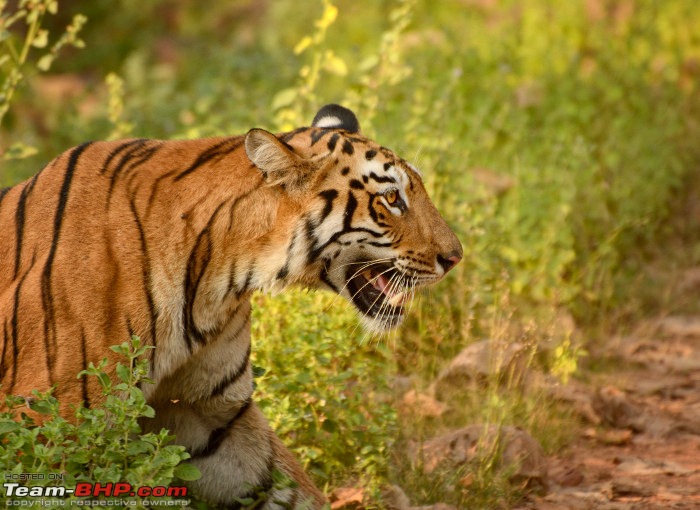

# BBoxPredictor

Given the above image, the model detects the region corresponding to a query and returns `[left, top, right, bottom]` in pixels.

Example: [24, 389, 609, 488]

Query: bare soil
[526, 316, 700, 510]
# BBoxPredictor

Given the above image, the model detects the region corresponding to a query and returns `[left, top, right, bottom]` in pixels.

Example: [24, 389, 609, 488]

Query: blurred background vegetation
[2, 0, 700, 507]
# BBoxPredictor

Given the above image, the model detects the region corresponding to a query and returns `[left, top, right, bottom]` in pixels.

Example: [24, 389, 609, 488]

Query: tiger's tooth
[387, 291, 406, 306]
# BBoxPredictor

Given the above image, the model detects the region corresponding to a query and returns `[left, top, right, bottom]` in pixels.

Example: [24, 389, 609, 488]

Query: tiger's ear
[245, 128, 317, 194]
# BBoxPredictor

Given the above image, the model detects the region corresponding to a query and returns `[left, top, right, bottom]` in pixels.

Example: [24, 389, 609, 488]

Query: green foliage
[0, 0, 85, 158]
[0, 337, 198, 504]
[252, 290, 397, 491]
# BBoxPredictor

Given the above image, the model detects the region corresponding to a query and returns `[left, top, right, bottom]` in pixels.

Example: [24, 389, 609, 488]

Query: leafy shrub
[252, 290, 397, 492]
[0, 337, 199, 505]
[0, 0, 86, 159]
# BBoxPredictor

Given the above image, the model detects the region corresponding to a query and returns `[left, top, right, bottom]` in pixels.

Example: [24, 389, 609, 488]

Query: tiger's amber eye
[385, 189, 398, 205]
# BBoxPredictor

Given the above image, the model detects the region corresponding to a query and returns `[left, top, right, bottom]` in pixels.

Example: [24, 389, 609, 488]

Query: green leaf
[271, 88, 297, 111]
[32, 29, 48, 48]
[141, 405, 155, 418]
[323, 53, 347, 76]
[29, 400, 54, 416]
[115, 362, 130, 383]
[0, 421, 20, 434]
[126, 440, 152, 455]
[173, 463, 202, 481]
[4, 142, 38, 160]
[293, 36, 312, 55]
[36, 54, 53, 71]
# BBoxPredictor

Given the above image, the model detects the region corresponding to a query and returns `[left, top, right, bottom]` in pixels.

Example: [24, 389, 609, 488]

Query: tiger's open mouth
[345, 262, 411, 325]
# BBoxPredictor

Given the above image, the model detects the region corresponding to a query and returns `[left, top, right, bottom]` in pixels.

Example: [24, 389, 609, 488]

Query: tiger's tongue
[366, 271, 408, 306]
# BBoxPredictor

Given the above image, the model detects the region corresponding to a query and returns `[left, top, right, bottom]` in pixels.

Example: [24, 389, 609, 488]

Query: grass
[2, 0, 700, 507]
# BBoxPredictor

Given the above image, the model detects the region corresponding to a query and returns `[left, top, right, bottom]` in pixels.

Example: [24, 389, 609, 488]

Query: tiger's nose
[436, 251, 462, 273]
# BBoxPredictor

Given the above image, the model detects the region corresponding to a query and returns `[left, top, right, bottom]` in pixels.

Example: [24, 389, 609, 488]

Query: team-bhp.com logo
[3, 474, 189, 506]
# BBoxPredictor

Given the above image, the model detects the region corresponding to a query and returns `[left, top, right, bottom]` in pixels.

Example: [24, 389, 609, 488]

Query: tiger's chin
[344, 262, 413, 333]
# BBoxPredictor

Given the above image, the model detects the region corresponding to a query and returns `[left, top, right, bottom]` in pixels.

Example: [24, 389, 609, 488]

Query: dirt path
[530, 316, 700, 510]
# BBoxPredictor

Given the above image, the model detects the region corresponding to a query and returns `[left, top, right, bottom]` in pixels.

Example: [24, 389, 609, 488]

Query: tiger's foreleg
[141, 313, 326, 509]
[145, 396, 325, 508]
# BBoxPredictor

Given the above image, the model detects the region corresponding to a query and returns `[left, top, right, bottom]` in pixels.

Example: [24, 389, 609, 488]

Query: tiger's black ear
[312, 104, 360, 133]
[245, 128, 317, 194]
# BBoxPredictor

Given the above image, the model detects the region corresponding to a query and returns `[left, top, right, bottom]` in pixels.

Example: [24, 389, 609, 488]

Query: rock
[591, 386, 644, 431]
[400, 390, 447, 418]
[550, 464, 585, 487]
[611, 477, 656, 498]
[657, 315, 700, 338]
[433, 340, 529, 399]
[614, 456, 695, 477]
[546, 378, 601, 425]
[381, 485, 458, 510]
[583, 427, 633, 446]
[381, 485, 412, 510]
[410, 424, 548, 490]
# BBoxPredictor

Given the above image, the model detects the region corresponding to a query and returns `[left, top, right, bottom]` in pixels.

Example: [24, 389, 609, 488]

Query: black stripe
[101, 140, 146, 174]
[182, 201, 230, 349]
[320, 262, 340, 294]
[183, 229, 212, 350]
[127, 197, 159, 348]
[318, 189, 338, 223]
[305, 217, 323, 264]
[145, 169, 177, 217]
[310, 128, 329, 146]
[174, 138, 244, 182]
[343, 191, 357, 231]
[276, 229, 298, 282]
[327, 133, 339, 152]
[368, 198, 380, 224]
[10, 256, 36, 393]
[120, 144, 161, 191]
[226, 259, 238, 295]
[1, 321, 8, 380]
[276, 266, 289, 280]
[80, 328, 91, 409]
[368, 172, 396, 184]
[349, 179, 364, 190]
[226, 177, 265, 231]
[0, 186, 10, 209]
[280, 127, 307, 142]
[235, 266, 254, 300]
[107, 141, 150, 202]
[13, 175, 38, 279]
[210, 342, 251, 398]
[41, 142, 93, 377]
[190, 399, 253, 459]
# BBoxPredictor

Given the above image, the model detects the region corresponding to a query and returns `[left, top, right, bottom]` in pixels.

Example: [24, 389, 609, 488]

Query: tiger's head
[245, 104, 462, 332]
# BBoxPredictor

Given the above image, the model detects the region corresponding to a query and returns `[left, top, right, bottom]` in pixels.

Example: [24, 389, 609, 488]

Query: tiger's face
[246, 105, 462, 332]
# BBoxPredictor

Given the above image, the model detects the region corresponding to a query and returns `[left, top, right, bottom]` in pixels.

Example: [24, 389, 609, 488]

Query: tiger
[0, 104, 462, 508]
